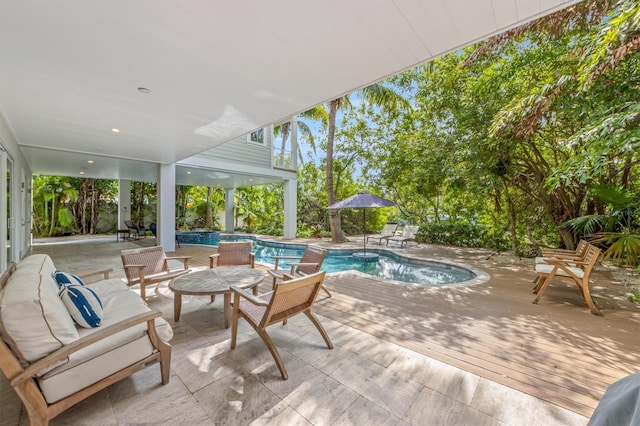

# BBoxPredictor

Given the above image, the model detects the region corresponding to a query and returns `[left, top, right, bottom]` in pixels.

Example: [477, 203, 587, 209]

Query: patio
[1, 236, 638, 425]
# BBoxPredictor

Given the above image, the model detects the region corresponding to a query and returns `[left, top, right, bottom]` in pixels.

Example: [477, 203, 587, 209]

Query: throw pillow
[53, 271, 85, 287]
[59, 285, 103, 328]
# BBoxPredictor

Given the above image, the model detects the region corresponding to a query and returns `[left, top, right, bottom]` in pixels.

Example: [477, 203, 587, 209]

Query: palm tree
[274, 106, 328, 168]
[325, 84, 410, 243]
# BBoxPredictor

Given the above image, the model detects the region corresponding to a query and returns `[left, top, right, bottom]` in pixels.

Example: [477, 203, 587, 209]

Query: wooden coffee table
[169, 266, 264, 328]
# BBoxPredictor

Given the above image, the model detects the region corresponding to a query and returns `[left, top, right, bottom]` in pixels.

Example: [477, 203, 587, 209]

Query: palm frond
[591, 231, 640, 265]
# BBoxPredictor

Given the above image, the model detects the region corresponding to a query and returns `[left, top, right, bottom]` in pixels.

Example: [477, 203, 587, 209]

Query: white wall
[0, 113, 33, 269]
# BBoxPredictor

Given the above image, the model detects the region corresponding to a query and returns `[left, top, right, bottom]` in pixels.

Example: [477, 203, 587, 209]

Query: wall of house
[0, 113, 33, 269]
[193, 128, 272, 168]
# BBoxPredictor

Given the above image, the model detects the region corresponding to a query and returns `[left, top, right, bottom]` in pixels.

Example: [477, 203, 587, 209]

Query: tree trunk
[48, 194, 56, 237]
[91, 180, 98, 234]
[205, 186, 213, 228]
[279, 122, 290, 167]
[504, 183, 518, 253]
[327, 99, 347, 243]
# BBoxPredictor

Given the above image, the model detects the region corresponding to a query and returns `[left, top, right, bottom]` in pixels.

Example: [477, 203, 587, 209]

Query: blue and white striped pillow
[53, 271, 85, 287]
[59, 285, 103, 328]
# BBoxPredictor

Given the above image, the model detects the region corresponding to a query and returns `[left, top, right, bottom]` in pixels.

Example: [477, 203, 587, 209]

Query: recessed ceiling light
[87, 160, 94, 164]
[186, 171, 191, 174]
[112, 128, 120, 133]
[79, 171, 85, 175]
[137, 87, 151, 94]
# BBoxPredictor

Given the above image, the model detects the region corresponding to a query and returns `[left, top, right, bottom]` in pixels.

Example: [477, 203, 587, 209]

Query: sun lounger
[366, 223, 398, 244]
[387, 225, 420, 248]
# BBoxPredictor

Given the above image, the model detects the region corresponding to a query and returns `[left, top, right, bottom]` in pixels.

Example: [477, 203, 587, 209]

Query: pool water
[253, 244, 475, 286]
[185, 234, 476, 286]
[176, 231, 476, 286]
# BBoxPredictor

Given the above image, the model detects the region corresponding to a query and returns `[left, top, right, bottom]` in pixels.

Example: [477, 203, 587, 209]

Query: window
[247, 128, 265, 145]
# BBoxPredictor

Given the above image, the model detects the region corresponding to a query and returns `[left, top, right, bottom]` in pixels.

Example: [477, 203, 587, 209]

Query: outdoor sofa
[0, 254, 172, 425]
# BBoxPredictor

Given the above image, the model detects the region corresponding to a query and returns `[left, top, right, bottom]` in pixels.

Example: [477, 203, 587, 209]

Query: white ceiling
[0, 0, 582, 184]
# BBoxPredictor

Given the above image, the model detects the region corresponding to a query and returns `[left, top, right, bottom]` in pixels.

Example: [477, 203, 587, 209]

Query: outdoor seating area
[0, 236, 638, 425]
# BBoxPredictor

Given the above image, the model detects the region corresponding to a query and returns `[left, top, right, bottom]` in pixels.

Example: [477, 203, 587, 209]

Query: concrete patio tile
[330, 354, 422, 419]
[108, 368, 211, 426]
[39, 390, 116, 426]
[253, 405, 313, 426]
[404, 386, 506, 426]
[389, 351, 481, 406]
[282, 373, 359, 425]
[0, 377, 23, 426]
[257, 355, 325, 397]
[470, 378, 589, 426]
[193, 369, 284, 425]
[171, 340, 239, 393]
[336, 331, 405, 367]
[332, 396, 409, 426]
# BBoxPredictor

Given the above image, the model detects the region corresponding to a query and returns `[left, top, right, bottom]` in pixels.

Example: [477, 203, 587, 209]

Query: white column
[290, 115, 298, 170]
[117, 179, 131, 229]
[283, 178, 297, 239]
[157, 164, 176, 251]
[224, 188, 234, 233]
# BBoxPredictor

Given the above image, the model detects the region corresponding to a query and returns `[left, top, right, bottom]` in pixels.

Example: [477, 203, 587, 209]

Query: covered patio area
[1, 237, 638, 425]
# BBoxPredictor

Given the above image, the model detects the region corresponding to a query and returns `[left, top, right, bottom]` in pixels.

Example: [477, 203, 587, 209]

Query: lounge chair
[387, 225, 420, 248]
[533, 244, 602, 315]
[230, 271, 333, 380]
[366, 223, 398, 244]
[124, 219, 146, 239]
[267, 246, 330, 297]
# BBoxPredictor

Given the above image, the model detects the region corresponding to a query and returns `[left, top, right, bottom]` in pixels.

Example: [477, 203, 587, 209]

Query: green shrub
[416, 222, 510, 250]
[515, 243, 542, 258]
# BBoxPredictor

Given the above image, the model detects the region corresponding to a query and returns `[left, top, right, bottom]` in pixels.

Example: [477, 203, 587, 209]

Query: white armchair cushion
[59, 285, 103, 328]
[535, 263, 585, 279]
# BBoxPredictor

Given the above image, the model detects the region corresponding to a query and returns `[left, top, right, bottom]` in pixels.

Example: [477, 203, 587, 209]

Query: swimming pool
[176, 231, 485, 287]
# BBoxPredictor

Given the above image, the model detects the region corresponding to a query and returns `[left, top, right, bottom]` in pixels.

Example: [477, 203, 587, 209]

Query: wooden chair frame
[366, 223, 398, 244]
[121, 246, 191, 300]
[533, 244, 602, 315]
[268, 246, 331, 297]
[230, 271, 333, 380]
[209, 241, 255, 269]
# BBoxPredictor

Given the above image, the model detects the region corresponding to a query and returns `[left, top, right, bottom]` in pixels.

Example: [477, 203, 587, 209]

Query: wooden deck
[171, 243, 640, 418]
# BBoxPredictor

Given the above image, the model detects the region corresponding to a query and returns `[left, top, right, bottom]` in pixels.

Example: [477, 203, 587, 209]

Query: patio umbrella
[327, 192, 396, 260]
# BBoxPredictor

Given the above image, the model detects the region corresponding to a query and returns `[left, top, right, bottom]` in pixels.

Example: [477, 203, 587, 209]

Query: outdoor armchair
[209, 241, 255, 269]
[268, 245, 331, 297]
[230, 271, 333, 380]
[121, 246, 191, 300]
[533, 244, 602, 315]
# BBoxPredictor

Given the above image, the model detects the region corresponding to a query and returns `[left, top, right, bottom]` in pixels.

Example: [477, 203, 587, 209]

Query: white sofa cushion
[37, 289, 173, 403]
[0, 271, 78, 363]
[16, 254, 57, 276]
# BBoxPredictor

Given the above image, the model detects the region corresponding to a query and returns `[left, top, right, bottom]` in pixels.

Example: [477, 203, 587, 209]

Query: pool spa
[176, 231, 487, 287]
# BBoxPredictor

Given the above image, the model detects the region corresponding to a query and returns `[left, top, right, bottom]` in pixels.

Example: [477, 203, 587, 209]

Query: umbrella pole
[363, 209, 366, 257]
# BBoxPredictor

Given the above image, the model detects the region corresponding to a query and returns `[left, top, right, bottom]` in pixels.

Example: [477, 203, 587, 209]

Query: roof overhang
[0, 1, 583, 182]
